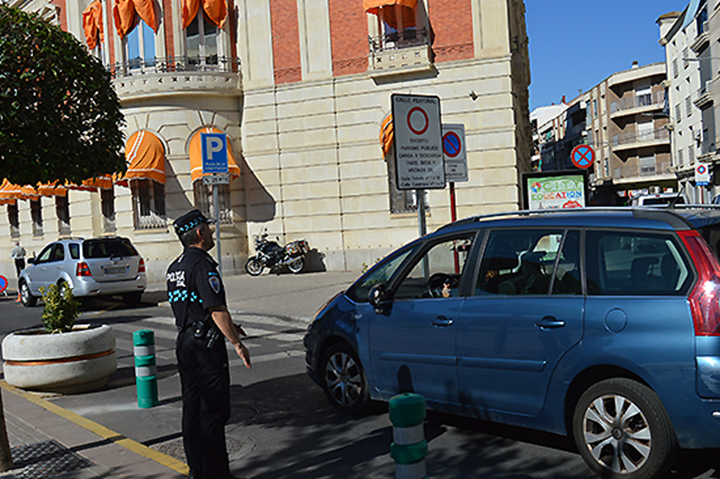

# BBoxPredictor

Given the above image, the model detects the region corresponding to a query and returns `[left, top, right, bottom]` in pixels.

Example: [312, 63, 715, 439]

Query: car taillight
[678, 230, 720, 336]
[76, 262, 92, 277]
[138, 258, 145, 273]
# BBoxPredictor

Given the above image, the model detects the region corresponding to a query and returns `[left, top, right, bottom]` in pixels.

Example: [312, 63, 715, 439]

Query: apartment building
[534, 62, 673, 201]
[659, 3, 713, 202]
[1, 0, 532, 282]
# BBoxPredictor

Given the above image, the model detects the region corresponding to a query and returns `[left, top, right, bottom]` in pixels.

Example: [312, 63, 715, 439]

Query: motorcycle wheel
[245, 258, 264, 276]
[288, 257, 304, 274]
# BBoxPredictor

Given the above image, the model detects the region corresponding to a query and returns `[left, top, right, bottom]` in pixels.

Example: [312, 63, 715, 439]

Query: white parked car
[630, 192, 688, 206]
[18, 237, 147, 307]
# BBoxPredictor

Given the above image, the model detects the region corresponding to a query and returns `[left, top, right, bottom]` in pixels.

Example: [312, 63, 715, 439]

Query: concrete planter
[2, 324, 117, 394]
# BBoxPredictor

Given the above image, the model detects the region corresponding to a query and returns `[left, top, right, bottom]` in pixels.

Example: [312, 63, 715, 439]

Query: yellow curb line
[0, 380, 188, 476]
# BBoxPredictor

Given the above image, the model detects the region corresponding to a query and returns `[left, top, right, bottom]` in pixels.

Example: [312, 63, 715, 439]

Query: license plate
[104, 266, 126, 275]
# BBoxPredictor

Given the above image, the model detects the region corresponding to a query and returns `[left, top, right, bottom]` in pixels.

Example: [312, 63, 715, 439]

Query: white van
[630, 192, 688, 206]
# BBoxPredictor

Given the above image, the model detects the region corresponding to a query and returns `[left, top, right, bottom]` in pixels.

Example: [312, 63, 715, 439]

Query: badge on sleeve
[208, 275, 221, 294]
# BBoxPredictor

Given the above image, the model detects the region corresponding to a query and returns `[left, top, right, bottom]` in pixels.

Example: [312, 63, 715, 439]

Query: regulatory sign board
[442, 124, 468, 182]
[570, 144, 595, 170]
[0, 275, 6, 294]
[696, 163, 710, 186]
[201, 133, 229, 174]
[203, 173, 230, 185]
[391, 94, 445, 189]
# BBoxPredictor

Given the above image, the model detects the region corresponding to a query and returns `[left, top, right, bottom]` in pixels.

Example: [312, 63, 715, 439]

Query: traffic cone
[15, 292, 21, 303]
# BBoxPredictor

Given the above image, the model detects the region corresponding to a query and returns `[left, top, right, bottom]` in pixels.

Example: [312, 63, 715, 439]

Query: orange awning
[182, 0, 227, 29]
[0, 180, 17, 205]
[66, 176, 114, 192]
[189, 127, 240, 183]
[113, 0, 158, 39]
[363, 0, 417, 29]
[36, 183, 68, 197]
[380, 112, 394, 157]
[83, 0, 104, 49]
[115, 131, 166, 187]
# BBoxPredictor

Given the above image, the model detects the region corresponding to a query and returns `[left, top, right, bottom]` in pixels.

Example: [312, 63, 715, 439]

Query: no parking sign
[695, 163, 710, 186]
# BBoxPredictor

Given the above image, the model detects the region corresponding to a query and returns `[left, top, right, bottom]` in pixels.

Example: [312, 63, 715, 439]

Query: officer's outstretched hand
[235, 342, 252, 369]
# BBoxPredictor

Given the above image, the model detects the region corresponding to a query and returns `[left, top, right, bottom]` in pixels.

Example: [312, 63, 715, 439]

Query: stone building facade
[2, 0, 531, 283]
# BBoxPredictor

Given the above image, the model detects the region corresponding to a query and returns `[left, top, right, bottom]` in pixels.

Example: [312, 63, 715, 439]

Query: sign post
[392, 94, 444, 238]
[201, 132, 229, 276]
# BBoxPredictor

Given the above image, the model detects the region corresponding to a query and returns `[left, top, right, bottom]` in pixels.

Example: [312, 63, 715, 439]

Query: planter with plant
[1, 284, 117, 394]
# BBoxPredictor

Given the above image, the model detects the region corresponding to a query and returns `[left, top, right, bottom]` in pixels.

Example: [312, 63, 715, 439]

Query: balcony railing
[614, 161, 671, 180]
[107, 55, 240, 80]
[369, 28, 429, 53]
[611, 128, 670, 148]
[610, 91, 665, 114]
[368, 28, 432, 75]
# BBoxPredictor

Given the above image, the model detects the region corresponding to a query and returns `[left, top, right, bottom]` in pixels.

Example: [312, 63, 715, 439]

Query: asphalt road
[0, 275, 718, 479]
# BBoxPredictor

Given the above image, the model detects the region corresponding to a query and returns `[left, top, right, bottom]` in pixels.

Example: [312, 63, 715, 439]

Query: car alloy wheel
[320, 343, 369, 415]
[573, 378, 677, 479]
[20, 281, 37, 307]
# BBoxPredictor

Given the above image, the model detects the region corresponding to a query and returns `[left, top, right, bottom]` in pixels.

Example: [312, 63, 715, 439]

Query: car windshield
[83, 239, 138, 259]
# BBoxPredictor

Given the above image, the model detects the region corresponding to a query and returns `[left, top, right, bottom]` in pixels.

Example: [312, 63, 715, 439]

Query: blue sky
[526, 0, 687, 110]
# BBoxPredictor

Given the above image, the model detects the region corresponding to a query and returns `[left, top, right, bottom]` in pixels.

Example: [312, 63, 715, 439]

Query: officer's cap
[173, 209, 213, 237]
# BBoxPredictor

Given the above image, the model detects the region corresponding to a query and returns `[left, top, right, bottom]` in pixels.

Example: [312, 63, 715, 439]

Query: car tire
[122, 292, 143, 307]
[572, 378, 677, 479]
[245, 258, 263, 277]
[19, 281, 37, 307]
[287, 257, 304, 274]
[320, 342, 370, 415]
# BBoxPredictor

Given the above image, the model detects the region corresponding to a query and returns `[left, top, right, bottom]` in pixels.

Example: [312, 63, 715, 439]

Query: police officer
[167, 210, 251, 479]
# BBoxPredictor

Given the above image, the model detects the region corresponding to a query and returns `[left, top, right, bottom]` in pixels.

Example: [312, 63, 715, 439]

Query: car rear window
[585, 230, 692, 296]
[83, 239, 138, 259]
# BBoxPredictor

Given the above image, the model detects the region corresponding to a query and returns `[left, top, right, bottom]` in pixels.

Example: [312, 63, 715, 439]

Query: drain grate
[5, 440, 94, 478]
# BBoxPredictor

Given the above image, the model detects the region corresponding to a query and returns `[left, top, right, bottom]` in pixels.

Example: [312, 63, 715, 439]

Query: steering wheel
[427, 273, 459, 298]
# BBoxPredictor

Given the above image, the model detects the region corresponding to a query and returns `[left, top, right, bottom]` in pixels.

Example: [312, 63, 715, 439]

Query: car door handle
[432, 316, 454, 328]
[535, 317, 566, 330]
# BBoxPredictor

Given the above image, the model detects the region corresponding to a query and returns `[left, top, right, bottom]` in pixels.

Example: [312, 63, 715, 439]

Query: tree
[0, 4, 126, 186]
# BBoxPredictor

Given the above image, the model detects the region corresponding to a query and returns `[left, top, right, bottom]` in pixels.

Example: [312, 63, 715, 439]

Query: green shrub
[39, 284, 79, 333]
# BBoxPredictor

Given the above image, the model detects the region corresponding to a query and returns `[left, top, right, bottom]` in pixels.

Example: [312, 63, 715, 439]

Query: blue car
[304, 207, 720, 479]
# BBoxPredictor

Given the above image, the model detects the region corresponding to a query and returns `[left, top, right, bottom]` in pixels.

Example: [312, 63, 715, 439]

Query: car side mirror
[369, 284, 389, 314]
[27, 258, 35, 265]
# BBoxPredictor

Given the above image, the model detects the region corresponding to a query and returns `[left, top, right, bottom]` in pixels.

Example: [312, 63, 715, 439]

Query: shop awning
[189, 127, 240, 183]
[380, 112, 394, 157]
[83, 0, 104, 49]
[115, 131, 166, 187]
[113, 0, 158, 39]
[66, 176, 114, 192]
[363, 0, 417, 29]
[36, 183, 68, 197]
[0, 180, 17, 205]
[182, 0, 227, 29]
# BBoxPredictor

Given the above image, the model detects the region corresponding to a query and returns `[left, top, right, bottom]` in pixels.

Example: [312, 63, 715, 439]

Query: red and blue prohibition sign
[571, 144, 595, 169]
[0, 275, 7, 294]
[443, 132, 462, 158]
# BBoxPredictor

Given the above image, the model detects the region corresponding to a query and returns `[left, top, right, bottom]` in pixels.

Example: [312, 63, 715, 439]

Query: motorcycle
[245, 230, 310, 276]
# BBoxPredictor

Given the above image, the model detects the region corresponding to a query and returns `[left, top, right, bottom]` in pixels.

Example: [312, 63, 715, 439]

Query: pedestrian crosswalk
[101, 310, 310, 370]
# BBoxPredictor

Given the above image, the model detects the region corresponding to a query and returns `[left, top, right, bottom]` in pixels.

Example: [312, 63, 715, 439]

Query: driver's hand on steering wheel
[442, 281, 452, 298]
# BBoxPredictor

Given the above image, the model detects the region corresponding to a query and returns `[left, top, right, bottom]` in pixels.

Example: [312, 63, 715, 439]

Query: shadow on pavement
[225, 373, 719, 479]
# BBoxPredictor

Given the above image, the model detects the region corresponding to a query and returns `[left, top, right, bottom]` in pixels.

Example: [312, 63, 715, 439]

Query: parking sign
[201, 133, 229, 174]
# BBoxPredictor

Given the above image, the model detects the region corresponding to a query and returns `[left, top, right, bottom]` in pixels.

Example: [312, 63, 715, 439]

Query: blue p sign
[201, 133, 229, 174]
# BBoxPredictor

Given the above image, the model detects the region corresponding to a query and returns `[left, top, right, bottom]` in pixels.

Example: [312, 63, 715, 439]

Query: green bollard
[389, 393, 429, 479]
[133, 330, 158, 409]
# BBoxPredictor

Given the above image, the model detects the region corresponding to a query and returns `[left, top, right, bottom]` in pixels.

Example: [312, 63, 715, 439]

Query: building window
[7, 203, 19, 239]
[639, 155, 656, 176]
[193, 182, 232, 224]
[186, 11, 218, 67]
[686, 96, 692, 117]
[593, 99, 598, 118]
[368, 3, 428, 53]
[131, 179, 166, 230]
[683, 47, 690, 68]
[101, 187, 116, 233]
[678, 147, 684, 165]
[689, 145, 695, 162]
[56, 196, 70, 236]
[672, 58, 678, 77]
[30, 199, 43, 237]
[125, 19, 155, 71]
[675, 104, 682, 123]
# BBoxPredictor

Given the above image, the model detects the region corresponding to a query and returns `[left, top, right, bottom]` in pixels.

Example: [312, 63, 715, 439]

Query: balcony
[690, 21, 710, 52]
[611, 127, 670, 152]
[108, 56, 242, 101]
[368, 28, 433, 77]
[609, 91, 665, 119]
[694, 79, 714, 108]
[613, 161, 673, 183]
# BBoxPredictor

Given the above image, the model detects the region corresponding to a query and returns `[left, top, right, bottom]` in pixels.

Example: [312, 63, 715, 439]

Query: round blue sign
[0, 275, 7, 294]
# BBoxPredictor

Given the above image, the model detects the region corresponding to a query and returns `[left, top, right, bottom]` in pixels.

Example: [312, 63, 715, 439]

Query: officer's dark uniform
[167, 212, 232, 479]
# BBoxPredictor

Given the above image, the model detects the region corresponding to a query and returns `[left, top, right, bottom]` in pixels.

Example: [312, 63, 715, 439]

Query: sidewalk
[0, 270, 361, 479]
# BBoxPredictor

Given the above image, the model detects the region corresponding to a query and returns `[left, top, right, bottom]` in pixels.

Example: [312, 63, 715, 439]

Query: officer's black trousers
[176, 329, 231, 479]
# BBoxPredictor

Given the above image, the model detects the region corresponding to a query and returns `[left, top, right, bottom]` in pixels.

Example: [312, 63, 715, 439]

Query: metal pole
[213, 183, 222, 277]
[449, 182, 457, 222]
[417, 189, 427, 237]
